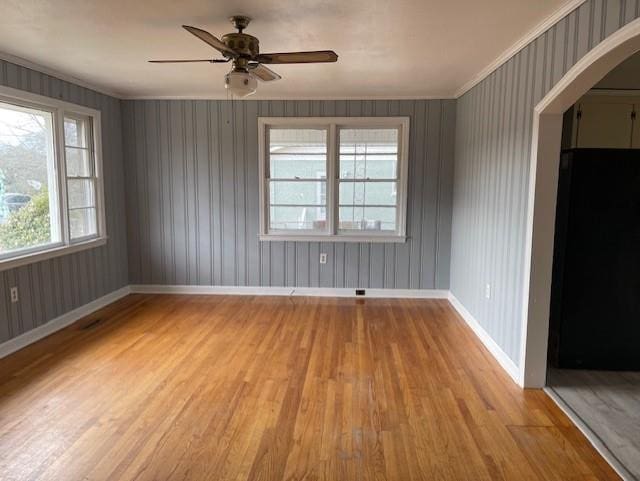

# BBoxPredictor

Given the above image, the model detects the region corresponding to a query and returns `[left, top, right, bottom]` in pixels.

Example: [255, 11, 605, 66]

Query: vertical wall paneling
[0, 59, 128, 344]
[450, 0, 638, 365]
[123, 99, 456, 290]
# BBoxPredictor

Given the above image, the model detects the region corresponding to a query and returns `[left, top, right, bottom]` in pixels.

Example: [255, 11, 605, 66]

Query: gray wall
[122, 99, 456, 289]
[450, 0, 640, 364]
[0, 59, 129, 343]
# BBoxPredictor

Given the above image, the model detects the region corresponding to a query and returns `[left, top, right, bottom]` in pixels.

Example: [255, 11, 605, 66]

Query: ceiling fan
[150, 16, 338, 98]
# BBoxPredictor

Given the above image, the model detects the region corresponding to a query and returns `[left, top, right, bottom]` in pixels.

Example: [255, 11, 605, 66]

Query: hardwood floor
[0, 294, 620, 481]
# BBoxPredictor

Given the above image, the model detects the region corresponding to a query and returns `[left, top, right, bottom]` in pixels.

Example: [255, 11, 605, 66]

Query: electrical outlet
[319, 253, 327, 264]
[485, 283, 491, 300]
[10, 286, 19, 303]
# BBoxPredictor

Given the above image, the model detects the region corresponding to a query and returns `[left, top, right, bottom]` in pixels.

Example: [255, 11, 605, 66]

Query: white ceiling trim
[1, 0, 587, 102]
[454, 0, 587, 98]
[120, 94, 457, 101]
[0, 51, 122, 99]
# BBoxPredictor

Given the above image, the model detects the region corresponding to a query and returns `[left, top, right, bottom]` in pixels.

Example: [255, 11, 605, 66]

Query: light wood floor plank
[0, 295, 621, 481]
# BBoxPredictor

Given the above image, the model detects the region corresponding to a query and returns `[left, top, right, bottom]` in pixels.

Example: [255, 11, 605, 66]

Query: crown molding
[119, 94, 457, 101]
[0, 51, 122, 99]
[454, 0, 587, 98]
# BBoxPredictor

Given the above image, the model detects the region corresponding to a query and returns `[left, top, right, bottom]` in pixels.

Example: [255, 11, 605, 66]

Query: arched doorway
[520, 17, 640, 388]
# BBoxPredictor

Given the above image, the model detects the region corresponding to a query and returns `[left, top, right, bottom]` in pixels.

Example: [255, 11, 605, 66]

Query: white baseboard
[1, 284, 520, 392]
[132, 285, 521, 385]
[129, 284, 450, 299]
[130, 285, 521, 385]
[447, 292, 522, 386]
[0, 286, 131, 360]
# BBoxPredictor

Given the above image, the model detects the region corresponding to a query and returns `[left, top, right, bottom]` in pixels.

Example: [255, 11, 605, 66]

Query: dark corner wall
[450, 0, 640, 367]
[0, 59, 129, 344]
[121, 99, 456, 290]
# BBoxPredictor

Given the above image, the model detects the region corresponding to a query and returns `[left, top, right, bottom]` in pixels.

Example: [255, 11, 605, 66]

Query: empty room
[1, 0, 639, 479]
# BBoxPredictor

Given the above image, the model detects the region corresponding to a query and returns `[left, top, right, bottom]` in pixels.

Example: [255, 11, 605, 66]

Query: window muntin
[267, 128, 328, 232]
[64, 115, 98, 240]
[259, 118, 408, 242]
[338, 128, 399, 232]
[0, 86, 104, 267]
[339, 128, 399, 179]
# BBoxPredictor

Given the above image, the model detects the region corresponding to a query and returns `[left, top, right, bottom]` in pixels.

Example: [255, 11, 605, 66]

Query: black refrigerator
[548, 148, 640, 370]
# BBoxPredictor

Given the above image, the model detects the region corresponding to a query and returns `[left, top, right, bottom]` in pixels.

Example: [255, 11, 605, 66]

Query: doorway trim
[520, 18, 640, 387]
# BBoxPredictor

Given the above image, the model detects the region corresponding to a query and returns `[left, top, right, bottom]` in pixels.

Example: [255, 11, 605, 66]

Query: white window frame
[0, 85, 106, 272]
[258, 117, 409, 243]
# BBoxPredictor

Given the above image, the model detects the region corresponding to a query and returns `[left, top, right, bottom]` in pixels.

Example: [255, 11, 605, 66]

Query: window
[268, 128, 328, 231]
[339, 128, 399, 232]
[0, 86, 105, 270]
[65, 115, 98, 240]
[259, 117, 409, 242]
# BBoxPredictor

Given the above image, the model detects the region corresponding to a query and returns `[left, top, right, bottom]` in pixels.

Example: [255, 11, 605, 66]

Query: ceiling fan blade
[256, 50, 338, 64]
[182, 25, 238, 58]
[249, 64, 282, 81]
[149, 59, 215, 63]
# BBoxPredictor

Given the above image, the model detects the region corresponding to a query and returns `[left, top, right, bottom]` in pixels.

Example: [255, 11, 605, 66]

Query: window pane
[339, 181, 397, 206]
[64, 117, 88, 148]
[68, 179, 95, 209]
[0, 102, 58, 255]
[270, 206, 326, 231]
[269, 128, 326, 179]
[339, 128, 398, 179]
[270, 180, 326, 206]
[69, 207, 97, 239]
[339, 206, 396, 232]
[65, 147, 92, 177]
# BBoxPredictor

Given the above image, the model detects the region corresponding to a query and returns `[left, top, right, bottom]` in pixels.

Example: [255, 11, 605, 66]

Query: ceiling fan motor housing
[221, 33, 259, 59]
[150, 14, 338, 94]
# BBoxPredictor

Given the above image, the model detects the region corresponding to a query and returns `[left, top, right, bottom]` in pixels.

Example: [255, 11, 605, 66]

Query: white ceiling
[0, 0, 577, 99]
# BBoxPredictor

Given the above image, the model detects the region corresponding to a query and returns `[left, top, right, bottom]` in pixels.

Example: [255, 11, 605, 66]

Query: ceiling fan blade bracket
[149, 59, 219, 63]
[153, 23, 338, 93]
[182, 25, 239, 58]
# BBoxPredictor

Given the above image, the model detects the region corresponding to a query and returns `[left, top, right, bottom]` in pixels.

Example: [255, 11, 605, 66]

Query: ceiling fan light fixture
[151, 17, 338, 96]
[225, 70, 257, 98]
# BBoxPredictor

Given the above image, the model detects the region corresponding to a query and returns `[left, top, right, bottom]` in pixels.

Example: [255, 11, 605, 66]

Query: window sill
[259, 234, 406, 243]
[0, 236, 107, 272]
